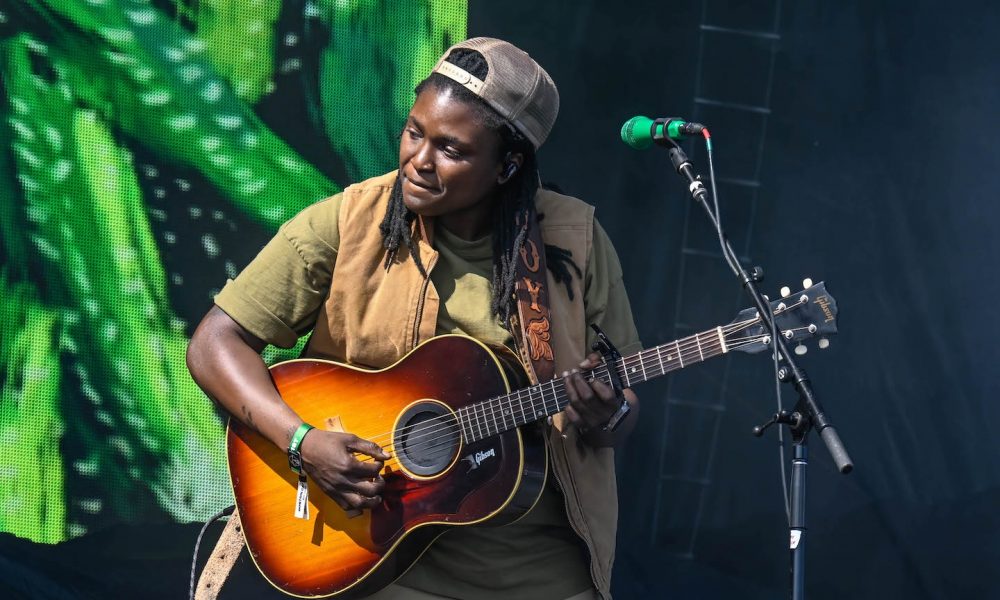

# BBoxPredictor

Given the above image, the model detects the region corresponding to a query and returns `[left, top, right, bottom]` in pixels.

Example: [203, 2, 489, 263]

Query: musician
[187, 37, 641, 600]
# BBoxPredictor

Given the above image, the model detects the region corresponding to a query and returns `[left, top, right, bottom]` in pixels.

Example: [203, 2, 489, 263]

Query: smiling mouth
[404, 174, 439, 192]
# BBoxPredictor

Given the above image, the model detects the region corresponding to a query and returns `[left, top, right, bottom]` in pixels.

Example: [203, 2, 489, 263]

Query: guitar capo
[589, 324, 632, 432]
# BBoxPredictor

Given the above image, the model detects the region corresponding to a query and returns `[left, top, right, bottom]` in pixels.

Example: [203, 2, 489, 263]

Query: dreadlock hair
[379, 48, 582, 327]
[379, 175, 423, 275]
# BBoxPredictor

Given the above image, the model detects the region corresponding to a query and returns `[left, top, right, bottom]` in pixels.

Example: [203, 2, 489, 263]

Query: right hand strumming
[299, 430, 391, 511]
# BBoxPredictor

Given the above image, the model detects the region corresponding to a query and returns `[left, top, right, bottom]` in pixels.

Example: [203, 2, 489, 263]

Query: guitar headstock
[727, 281, 838, 355]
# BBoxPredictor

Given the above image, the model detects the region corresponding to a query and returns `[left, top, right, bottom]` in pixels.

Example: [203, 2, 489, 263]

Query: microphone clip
[652, 118, 705, 143]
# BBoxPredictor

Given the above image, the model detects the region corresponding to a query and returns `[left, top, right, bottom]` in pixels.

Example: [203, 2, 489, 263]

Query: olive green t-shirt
[215, 192, 641, 600]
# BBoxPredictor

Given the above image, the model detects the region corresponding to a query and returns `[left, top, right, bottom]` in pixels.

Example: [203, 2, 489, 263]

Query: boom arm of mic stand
[667, 146, 854, 474]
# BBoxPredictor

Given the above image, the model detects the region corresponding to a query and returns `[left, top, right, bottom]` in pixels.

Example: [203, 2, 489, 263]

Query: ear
[497, 152, 524, 185]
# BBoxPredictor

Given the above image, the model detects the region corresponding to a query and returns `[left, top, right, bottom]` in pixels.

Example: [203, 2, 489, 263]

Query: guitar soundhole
[395, 402, 461, 477]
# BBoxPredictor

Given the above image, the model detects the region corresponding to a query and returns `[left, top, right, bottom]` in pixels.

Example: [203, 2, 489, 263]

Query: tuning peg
[802, 277, 813, 289]
[780, 285, 790, 297]
[818, 337, 830, 349]
[795, 344, 808, 355]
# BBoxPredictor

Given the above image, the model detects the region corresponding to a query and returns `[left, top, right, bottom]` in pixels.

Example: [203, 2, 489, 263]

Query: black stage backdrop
[470, 1, 1000, 599]
[2, 1, 998, 599]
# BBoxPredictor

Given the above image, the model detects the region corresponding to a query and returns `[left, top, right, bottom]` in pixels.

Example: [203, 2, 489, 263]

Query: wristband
[287, 423, 315, 475]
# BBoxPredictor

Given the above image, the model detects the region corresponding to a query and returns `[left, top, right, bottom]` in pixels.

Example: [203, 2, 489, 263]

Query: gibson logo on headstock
[813, 295, 835, 323]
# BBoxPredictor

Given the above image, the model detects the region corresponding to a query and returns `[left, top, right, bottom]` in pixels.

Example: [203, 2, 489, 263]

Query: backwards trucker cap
[431, 37, 560, 149]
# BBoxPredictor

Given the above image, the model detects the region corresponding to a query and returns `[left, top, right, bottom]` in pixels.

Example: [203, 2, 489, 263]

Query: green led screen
[1, 0, 467, 545]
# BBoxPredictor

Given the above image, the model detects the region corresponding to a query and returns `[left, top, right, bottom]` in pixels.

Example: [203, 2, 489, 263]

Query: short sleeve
[214, 194, 343, 347]
[584, 218, 642, 356]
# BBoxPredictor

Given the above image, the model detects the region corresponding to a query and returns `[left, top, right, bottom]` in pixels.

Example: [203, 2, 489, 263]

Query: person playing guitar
[187, 37, 641, 600]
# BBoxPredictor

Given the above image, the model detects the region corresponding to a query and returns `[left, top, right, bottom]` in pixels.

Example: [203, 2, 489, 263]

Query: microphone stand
[662, 139, 853, 600]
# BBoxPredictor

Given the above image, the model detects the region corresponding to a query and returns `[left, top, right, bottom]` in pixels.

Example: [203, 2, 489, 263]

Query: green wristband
[287, 423, 315, 475]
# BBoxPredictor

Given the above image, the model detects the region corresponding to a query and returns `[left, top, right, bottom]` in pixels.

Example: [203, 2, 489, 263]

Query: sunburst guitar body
[227, 335, 544, 599]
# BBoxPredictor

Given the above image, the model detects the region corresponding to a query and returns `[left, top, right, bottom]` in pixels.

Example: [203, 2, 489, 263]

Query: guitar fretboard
[456, 326, 731, 443]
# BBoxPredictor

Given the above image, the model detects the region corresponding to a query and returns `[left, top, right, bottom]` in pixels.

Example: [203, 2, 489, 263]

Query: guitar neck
[458, 326, 730, 443]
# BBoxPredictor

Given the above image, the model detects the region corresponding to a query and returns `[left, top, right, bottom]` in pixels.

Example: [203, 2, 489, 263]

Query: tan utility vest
[306, 172, 619, 599]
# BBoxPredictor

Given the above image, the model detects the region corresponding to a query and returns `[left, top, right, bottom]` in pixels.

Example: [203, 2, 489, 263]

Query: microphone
[620, 116, 706, 149]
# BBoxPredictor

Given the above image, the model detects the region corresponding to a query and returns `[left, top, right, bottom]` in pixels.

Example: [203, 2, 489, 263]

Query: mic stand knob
[751, 410, 803, 437]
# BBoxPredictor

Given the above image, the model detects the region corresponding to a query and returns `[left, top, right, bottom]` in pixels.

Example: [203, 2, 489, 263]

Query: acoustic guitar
[227, 282, 838, 598]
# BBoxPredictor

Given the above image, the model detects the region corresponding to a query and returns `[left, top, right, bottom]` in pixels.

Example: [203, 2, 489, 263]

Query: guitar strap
[194, 508, 243, 600]
[508, 212, 556, 385]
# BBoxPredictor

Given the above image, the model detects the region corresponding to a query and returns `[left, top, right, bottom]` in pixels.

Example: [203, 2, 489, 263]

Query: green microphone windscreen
[620, 115, 655, 149]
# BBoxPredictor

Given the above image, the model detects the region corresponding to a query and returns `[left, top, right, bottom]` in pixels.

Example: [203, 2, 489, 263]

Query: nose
[411, 140, 434, 173]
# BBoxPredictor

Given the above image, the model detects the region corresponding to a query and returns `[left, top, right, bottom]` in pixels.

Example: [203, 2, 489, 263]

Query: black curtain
[470, 1, 1000, 598]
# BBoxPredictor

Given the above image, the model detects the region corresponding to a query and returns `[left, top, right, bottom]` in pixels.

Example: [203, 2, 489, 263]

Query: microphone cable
[701, 129, 792, 523]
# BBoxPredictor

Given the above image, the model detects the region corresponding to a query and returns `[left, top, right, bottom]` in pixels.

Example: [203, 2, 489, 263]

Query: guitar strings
[345, 315, 785, 458]
[386, 322, 807, 465]
[346, 299, 817, 459]
[354, 334, 779, 470]
[350, 322, 791, 462]
[355, 333, 782, 470]
[344, 299, 816, 469]
[346, 316, 760, 451]
[346, 326, 781, 467]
